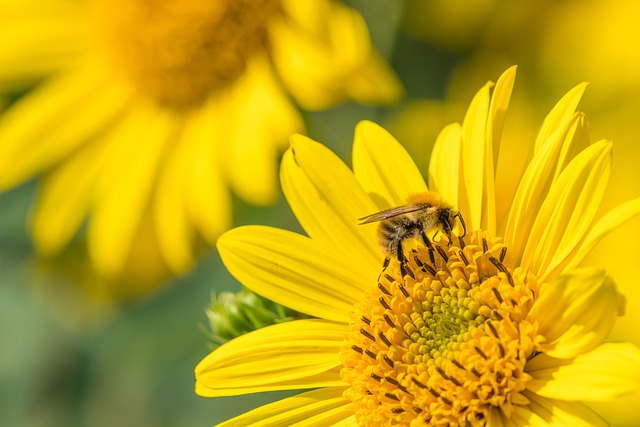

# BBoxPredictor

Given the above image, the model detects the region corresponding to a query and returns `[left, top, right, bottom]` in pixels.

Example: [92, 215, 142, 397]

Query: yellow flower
[0, 0, 401, 289]
[195, 67, 640, 425]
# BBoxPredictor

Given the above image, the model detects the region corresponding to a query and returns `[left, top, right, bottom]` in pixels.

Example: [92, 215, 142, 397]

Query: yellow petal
[555, 196, 640, 275]
[487, 407, 507, 427]
[526, 343, 640, 401]
[486, 66, 517, 172]
[88, 106, 175, 277]
[281, 135, 382, 273]
[153, 134, 195, 274]
[504, 112, 588, 265]
[182, 102, 232, 246]
[216, 387, 352, 427]
[352, 120, 427, 209]
[0, 0, 86, 88]
[217, 226, 369, 323]
[551, 113, 590, 183]
[428, 123, 461, 208]
[31, 130, 113, 255]
[273, 0, 396, 110]
[460, 80, 493, 232]
[522, 140, 612, 280]
[225, 54, 304, 205]
[523, 391, 608, 427]
[343, 49, 403, 106]
[0, 61, 130, 190]
[534, 82, 588, 154]
[481, 66, 516, 234]
[527, 268, 620, 359]
[195, 319, 346, 397]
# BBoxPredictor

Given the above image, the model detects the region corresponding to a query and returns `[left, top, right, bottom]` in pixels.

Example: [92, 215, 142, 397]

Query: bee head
[438, 209, 467, 239]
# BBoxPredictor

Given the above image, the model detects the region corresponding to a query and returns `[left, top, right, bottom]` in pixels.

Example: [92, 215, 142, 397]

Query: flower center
[340, 232, 540, 426]
[92, 0, 281, 109]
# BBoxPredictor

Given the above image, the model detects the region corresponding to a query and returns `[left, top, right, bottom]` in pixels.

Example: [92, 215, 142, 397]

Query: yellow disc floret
[92, 0, 281, 109]
[341, 232, 541, 426]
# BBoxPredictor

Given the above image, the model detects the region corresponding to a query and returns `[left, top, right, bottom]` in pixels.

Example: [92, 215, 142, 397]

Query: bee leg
[443, 226, 453, 246]
[420, 230, 436, 265]
[396, 241, 409, 278]
[382, 257, 390, 269]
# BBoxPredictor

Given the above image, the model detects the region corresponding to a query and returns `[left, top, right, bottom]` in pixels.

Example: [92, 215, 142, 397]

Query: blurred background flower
[2, 0, 640, 426]
[0, 0, 401, 297]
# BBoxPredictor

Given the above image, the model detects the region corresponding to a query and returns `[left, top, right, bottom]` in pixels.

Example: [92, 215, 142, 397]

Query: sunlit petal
[459, 80, 492, 231]
[528, 268, 621, 359]
[524, 391, 608, 427]
[352, 120, 427, 209]
[196, 319, 346, 397]
[554, 196, 640, 275]
[218, 226, 370, 322]
[504, 111, 589, 264]
[281, 135, 382, 273]
[428, 123, 461, 207]
[216, 387, 353, 427]
[522, 140, 611, 280]
[527, 343, 640, 401]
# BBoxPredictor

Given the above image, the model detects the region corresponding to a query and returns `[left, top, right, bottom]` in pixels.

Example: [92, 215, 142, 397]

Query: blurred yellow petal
[0, 0, 86, 88]
[217, 387, 353, 427]
[522, 140, 611, 280]
[352, 120, 427, 209]
[343, 49, 403, 105]
[217, 226, 369, 322]
[428, 123, 461, 207]
[225, 54, 304, 205]
[528, 268, 621, 359]
[527, 343, 640, 402]
[195, 319, 346, 397]
[31, 130, 112, 255]
[281, 135, 381, 273]
[153, 138, 195, 274]
[181, 102, 231, 247]
[0, 0, 399, 291]
[0, 62, 129, 189]
[272, 0, 400, 110]
[88, 107, 175, 277]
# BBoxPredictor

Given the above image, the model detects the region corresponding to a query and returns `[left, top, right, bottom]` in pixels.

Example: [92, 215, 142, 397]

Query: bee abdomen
[377, 217, 422, 258]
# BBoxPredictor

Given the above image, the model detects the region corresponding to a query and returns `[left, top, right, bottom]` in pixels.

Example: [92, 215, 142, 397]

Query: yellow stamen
[341, 232, 541, 426]
[92, 0, 281, 109]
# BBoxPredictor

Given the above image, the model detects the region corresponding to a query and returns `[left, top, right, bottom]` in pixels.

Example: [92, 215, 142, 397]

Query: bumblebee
[359, 192, 466, 266]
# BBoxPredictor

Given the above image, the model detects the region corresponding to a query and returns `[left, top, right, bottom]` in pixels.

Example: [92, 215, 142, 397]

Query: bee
[358, 192, 466, 268]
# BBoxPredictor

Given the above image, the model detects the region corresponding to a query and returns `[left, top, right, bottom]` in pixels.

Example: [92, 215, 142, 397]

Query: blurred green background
[3, 0, 640, 425]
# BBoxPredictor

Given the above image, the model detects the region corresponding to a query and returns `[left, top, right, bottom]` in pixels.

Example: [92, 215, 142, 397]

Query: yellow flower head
[0, 0, 401, 291]
[195, 67, 640, 425]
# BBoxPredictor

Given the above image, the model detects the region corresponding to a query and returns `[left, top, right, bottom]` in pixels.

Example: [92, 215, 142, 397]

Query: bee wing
[358, 204, 427, 224]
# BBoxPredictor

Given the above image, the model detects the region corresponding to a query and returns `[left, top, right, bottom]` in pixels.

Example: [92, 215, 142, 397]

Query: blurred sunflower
[0, 0, 401, 292]
[195, 67, 640, 425]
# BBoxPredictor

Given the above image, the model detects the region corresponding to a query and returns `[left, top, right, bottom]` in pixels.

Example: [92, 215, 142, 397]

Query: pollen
[340, 232, 541, 426]
[91, 0, 282, 109]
